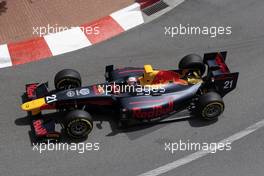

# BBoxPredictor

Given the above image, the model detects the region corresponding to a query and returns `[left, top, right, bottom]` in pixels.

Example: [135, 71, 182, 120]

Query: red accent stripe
[214, 76, 233, 80]
[81, 16, 124, 44]
[118, 69, 144, 74]
[8, 37, 52, 65]
[215, 54, 229, 73]
[130, 99, 164, 105]
[40, 104, 56, 110]
[137, 0, 160, 9]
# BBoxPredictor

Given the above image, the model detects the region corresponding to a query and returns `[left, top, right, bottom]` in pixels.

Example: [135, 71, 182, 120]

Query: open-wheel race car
[21, 51, 239, 141]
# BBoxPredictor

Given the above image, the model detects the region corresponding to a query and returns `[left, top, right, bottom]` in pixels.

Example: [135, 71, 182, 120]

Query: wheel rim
[203, 104, 222, 119]
[56, 79, 80, 90]
[59, 82, 79, 90]
[70, 121, 90, 136]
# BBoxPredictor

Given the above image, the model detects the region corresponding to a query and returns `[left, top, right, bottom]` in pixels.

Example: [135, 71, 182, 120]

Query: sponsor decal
[66, 91, 75, 97]
[46, 94, 57, 103]
[33, 120, 47, 136]
[132, 100, 174, 119]
[66, 89, 90, 97]
[27, 84, 38, 98]
[79, 88, 90, 95]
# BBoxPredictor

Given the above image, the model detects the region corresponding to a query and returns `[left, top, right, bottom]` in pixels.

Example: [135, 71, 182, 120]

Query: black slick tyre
[197, 92, 225, 120]
[179, 54, 206, 75]
[64, 110, 93, 139]
[54, 69, 81, 90]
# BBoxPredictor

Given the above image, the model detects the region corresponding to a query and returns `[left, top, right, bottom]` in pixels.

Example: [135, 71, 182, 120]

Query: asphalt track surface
[1, 0, 264, 175]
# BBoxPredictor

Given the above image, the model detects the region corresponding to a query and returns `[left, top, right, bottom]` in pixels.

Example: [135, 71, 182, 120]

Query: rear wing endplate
[203, 51, 239, 96]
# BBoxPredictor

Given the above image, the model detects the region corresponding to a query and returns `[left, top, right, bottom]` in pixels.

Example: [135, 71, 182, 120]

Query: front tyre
[197, 92, 225, 120]
[54, 69, 82, 90]
[64, 110, 93, 139]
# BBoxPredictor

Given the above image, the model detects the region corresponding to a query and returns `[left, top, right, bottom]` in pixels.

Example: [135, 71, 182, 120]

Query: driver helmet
[127, 77, 138, 86]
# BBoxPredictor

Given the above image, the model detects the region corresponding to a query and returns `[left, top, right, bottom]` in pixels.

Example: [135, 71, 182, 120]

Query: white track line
[138, 119, 264, 176]
[0, 44, 12, 68]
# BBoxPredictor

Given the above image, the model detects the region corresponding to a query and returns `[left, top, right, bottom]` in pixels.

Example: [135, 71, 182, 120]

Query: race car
[21, 51, 239, 141]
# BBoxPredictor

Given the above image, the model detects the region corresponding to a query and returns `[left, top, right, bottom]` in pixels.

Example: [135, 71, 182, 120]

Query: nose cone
[21, 98, 46, 111]
[21, 102, 30, 110]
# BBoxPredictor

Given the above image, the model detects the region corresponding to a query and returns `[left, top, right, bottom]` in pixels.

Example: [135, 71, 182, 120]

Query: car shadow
[15, 111, 219, 144]
[15, 110, 219, 144]
[188, 117, 218, 127]
[0, 1, 7, 15]
[83, 112, 218, 140]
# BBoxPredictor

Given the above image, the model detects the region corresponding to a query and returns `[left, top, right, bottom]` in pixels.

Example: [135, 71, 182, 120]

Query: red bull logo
[27, 84, 38, 98]
[132, 100, 174, 119]
[33, 120, 47, 136]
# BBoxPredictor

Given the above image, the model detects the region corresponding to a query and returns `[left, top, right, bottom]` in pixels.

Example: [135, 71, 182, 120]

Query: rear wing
[203, 51, 239, 97]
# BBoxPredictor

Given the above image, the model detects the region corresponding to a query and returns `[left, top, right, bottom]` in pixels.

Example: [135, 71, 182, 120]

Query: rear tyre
[179, 54, 206, 75]
[64, 110, 93, 139]
[197, 92, 224, 120]
[54, 69, 81, 90]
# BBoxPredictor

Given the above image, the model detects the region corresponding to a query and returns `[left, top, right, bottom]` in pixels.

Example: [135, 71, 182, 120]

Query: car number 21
[224, 80, 233, 89]
[46, 95, 57, 103]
